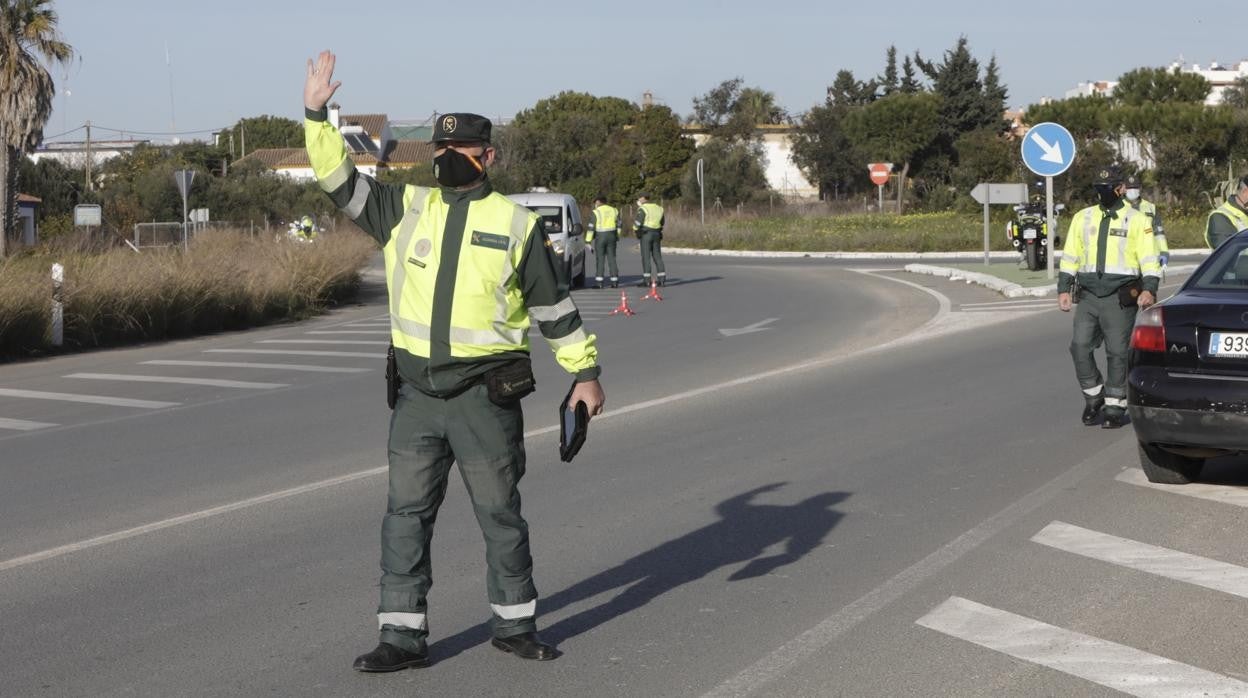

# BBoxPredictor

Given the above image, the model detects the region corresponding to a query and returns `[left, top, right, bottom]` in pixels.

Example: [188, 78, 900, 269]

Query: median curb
[903, 263, 1202, 298]
[662, 247, 1211, 261]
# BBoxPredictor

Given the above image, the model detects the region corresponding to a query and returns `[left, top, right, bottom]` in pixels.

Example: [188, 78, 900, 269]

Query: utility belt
[387, 345, 535, 409]
[1071, 277, 1143, 308]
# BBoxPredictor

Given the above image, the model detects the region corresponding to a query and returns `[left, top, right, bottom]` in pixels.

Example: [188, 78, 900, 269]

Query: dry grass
[0, 228, 376, 360]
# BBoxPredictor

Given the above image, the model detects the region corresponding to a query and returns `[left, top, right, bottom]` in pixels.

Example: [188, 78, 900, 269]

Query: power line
[41, 125, 86, 141]
[89, 125, 228, 137]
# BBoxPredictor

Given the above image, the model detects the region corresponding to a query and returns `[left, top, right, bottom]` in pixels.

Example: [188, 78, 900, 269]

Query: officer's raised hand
[305, 50, 342, 111]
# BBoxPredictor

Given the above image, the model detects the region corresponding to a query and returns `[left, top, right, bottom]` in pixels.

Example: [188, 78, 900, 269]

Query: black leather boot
[1102, 407, 1129, 429]
[1081, 399, 1104, 426]
[491, 632, 559, 661]
[352, 642, 430, 672]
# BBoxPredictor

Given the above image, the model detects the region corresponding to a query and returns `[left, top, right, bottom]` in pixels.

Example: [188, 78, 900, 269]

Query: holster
[485, 358, 536, 406]
[1117, 279, 1144, 308]
[1071, 279, 1082, 304]
[386, 344, 400, 410]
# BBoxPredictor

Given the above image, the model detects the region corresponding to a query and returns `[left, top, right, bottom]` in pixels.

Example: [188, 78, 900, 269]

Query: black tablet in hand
[559, 384, 589, 463]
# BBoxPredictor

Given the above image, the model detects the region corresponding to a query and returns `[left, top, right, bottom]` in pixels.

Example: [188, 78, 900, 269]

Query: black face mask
[432, 148, 485, 188]
[1094, 184, 1120, 209]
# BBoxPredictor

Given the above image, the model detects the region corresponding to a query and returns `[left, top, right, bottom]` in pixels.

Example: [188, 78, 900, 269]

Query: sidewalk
[665, 247, 1208, 297]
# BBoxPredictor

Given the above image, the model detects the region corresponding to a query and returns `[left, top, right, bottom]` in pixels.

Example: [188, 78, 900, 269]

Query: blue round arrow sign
[1021, 122, 1076, 177]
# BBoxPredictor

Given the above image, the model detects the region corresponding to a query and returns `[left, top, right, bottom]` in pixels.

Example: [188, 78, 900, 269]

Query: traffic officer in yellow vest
[1205, 175, 1248, 249]
[1057, 166, 1160, 429]
[304, 51, 605, 672]
[634, 193, 667, 287]
[1123, 174, 1168, 267]
[587, 196, 620, 288]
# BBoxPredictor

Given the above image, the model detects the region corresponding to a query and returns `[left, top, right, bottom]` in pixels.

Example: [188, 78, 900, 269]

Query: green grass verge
[0, 228, 377, 361]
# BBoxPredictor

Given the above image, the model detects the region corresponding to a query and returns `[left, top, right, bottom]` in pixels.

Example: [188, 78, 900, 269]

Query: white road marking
[304, 330, 390, 335]
[960, 299, 1053, 308]
[960, 306, 1051, 314]
[0, 469, 383, 573]
[0, 417, 58, 431]
[65, 373, 287, 390]
[204, 349, 384, 359]
[1116, 468, 1248, 508]
[343, 323, 390, 328]
[0, 388, 179, 409]
[142, 360, 368, 374]
[916, 596, 1248, 697]
[1033, 521, 1248, 598]
[703, 437, 1131, 697]
[256, 339, 388, 346]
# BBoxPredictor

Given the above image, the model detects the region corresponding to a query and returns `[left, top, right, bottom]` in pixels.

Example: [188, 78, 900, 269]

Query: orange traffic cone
[641, 278, 663, 302]
[609, 290, 636, 316]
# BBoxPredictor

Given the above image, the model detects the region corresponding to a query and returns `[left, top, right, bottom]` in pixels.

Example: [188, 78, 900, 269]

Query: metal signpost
[1020, 122, 1076, 279]
[970, 183, 1028, 266]
[696, 158, 705, 225]
[173, 169, 195, 252]
[868, 163, 892, 212]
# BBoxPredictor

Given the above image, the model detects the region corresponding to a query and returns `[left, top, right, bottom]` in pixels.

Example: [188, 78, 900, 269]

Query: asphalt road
[2, 253, 1241, 697]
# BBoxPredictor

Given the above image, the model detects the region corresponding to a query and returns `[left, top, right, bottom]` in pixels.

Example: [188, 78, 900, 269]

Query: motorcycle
[1006, 201, 1064, 271]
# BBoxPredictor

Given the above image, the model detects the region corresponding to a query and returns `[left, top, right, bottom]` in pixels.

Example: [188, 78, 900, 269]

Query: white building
[1063, 59, 1248, 105]
[686, 125, 818, 200]
[28, 139, 150, 169]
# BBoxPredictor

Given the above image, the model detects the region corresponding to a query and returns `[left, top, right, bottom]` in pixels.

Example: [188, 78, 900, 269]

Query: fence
[133, 222, 185, 248]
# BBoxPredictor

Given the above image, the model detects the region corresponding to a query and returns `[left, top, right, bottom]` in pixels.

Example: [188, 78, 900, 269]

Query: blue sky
[45, 0, 1242, 143]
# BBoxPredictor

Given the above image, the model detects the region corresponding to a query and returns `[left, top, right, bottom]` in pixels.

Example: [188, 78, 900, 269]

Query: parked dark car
[1130, 231, 1248, 483]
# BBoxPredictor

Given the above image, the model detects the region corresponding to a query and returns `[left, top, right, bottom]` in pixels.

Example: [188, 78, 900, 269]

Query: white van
[505, 190, 588, 288]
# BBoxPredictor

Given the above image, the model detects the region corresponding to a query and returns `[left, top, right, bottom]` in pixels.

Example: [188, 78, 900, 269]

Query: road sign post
[173, 169, 195, 252]
[1021, 122, 1076, 279]
[868, 163, 892, 212]
[970, 183, 1027, 266]
[696, 158, 705, 225]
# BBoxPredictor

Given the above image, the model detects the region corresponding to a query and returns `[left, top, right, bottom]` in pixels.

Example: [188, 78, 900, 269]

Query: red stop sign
[868, 163, 891, 186]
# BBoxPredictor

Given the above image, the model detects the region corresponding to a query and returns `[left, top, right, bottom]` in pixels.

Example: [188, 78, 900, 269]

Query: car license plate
[1023, 229, 1037, 240]
[1209, 332, 1248, 357]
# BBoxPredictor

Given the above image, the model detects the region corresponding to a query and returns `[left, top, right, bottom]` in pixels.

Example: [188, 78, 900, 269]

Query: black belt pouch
[485, 358, 536, 406]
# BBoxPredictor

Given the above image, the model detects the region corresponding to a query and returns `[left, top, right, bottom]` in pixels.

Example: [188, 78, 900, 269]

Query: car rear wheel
[1137, 441, 1205, 484]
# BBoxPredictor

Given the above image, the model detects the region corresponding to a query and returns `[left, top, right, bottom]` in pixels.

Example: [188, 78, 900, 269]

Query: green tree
[1114, 67, 1210, 106]
[219, 115, 304, 158]
[827, 69, 877, 107]
[949, 128, 1019, 201]
[1, 0, 73, 256]
[791, 102, 861, 199]
[878, 46, 899, 96]
[914, 37, 1004, 142]
[1221, 76, 1248, 109]
[680, 139, 771, 207]
[626, 104, 695, 202]
[692, 78, 787, 141]
[844, 92, 942, 213]
[900, 56, 922, 94]
[504, 91, 638, 201]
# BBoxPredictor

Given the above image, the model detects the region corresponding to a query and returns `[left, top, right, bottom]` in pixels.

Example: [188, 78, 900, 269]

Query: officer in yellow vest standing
[1057, 166, 1160, 429]
[587, 196, 620, 288]
[304, 51, 605, 672]
[1123, 174, 1167, 267]
[634, 193, 666, 286]
[1205, 175, 1248, 249]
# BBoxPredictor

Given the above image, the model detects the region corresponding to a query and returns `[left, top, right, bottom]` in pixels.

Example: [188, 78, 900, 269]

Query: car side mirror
[573, 222, 584, 236]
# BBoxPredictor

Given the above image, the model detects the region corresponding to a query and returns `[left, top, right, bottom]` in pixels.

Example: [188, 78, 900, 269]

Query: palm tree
[0, 0, 73, 256]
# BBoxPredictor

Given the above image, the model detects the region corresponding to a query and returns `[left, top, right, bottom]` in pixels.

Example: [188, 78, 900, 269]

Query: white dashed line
[204, 349, 384, 359]
[0, 417, 58, 431]
[256, 339, 389, 346]
[65, 373, 288, 390]
[142, 360, 369, 374]
[0, 388, 179, 409]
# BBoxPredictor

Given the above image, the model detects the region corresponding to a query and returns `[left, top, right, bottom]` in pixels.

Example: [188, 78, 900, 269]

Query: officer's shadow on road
[429, 483, 848, 660]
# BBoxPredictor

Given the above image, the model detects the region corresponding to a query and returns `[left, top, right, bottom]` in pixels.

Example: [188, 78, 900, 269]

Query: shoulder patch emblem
[413, 238, 433, 257]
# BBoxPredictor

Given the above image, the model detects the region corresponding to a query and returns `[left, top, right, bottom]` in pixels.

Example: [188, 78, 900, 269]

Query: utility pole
[84, 121, 92, 192]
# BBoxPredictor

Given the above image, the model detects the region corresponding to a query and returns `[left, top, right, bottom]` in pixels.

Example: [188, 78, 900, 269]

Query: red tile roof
[341, 113, 387, 138]
[381, 140, 435, 166]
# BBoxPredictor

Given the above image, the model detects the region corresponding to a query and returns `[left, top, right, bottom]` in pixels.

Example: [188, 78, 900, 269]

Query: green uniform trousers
[592, 230, 619, 281]
[378, 381, 537, 652]
[639, 230, 666, 280]
[1070, 291, 1138, 406]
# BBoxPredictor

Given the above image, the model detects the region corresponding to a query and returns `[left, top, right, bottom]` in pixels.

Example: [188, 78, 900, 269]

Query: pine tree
[879, 46, 899, 96]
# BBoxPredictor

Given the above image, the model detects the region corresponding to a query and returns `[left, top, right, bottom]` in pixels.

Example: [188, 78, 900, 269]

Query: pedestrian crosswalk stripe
[0, 417, 57, 431]
[205, 349, 384, 359]
[257, 339, 389, 346]
[916, 596, 1248, 696]
[142, 360, 369, 374]
[1032, 521, 1248, 599]
[65, 373, 288, 390]
[343, 323, 390, 328]
[305, 330, 390, 335]
[1116, 468, 1248, 509]
[0, 388, 179, 409]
